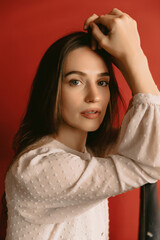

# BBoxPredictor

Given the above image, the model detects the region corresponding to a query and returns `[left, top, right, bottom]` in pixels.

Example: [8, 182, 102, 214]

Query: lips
[80, 109, 101, 119]
[81, 108, 101, 114]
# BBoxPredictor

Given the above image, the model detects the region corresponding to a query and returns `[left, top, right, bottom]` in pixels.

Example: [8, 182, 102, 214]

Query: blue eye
[98, 81, 109, 86]
[69, 80, 81, 86]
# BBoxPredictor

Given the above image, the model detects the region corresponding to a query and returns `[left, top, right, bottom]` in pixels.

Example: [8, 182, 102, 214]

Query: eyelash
[98, 81, 109, 86]
[69, 80, 109, 86]
[69, 80, 81, 86]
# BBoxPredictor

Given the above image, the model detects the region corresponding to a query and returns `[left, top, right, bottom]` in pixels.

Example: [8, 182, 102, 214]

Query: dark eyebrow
[64, 71, 110, 78]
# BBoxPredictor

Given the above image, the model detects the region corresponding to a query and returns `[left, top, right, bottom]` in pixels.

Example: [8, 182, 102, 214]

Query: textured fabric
[5, 93, 160, 240]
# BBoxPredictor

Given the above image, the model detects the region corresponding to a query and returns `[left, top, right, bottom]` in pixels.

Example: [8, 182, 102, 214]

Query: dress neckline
[47, 135, 92, 160]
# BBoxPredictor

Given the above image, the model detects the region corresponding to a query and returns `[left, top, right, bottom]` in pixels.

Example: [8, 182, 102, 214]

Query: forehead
[63, 47, 108, 74]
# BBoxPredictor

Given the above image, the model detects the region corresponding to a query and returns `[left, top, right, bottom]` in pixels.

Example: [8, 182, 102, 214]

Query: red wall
[1, 0, 160, 239]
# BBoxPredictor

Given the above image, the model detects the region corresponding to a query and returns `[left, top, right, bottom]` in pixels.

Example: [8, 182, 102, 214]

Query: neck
[53, 124, 87, 153]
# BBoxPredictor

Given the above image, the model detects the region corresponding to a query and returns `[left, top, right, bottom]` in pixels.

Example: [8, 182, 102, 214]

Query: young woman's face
[60, 46, 110, 133]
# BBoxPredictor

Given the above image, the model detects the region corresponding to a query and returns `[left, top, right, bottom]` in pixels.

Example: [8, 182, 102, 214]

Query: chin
[63, 119, 102, 133]
[87, 127, 100, 132]
[81, 124, 101, 132]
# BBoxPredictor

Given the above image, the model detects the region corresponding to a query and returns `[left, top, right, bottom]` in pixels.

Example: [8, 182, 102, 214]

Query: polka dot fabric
[5, 93, 160, 240]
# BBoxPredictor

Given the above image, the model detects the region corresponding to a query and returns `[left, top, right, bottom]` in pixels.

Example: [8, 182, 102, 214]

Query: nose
[84, 85, 100, 103]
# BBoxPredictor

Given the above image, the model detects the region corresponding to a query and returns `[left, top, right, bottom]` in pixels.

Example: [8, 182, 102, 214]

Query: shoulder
[6, 142, 88, 186]
[7, 135, 92, 184]
[14, 134, 70, 163]
[8, 136, 74, 177]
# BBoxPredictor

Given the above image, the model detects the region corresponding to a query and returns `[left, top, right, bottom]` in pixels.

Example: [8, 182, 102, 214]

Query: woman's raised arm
[83, 8, 159, 96]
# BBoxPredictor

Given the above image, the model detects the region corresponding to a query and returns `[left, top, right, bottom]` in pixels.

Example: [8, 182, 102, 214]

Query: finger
[83, 13, 99, 30]
[90, 22, 106, 42]
[108, 8, 124, 16]
[94, 14, 116, 31]
[90, 22, 110, 51]
[91, 37, 98, 50]
[108, 8, 132, 20]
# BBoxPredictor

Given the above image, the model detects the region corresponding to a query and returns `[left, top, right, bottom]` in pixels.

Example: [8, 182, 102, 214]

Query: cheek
[61, 89, 80, 116]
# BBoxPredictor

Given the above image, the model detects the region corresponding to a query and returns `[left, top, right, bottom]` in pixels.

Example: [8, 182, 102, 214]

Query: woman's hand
[83, 13, 99, 50]
[83, 9, 159, 95]
[83, 8, 142, 64]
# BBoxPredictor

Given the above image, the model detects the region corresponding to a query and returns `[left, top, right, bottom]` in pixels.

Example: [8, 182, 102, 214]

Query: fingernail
[83, 24, 87, 30]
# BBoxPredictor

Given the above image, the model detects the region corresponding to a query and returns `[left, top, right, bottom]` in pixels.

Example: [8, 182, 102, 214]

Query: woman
[4, 8, 160, 240]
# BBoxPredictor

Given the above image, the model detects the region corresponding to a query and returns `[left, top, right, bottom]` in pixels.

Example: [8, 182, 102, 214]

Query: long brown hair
[1, 31, 126, 238]
[12, 31, 125, 158]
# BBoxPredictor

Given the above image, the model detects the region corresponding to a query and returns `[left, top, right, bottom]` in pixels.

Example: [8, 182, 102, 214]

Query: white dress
[5, 93, 160, 240]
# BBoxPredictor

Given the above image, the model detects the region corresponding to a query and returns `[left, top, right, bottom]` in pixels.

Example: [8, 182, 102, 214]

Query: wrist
[121, 48, 146, 69]
[118, 51, 159, 95]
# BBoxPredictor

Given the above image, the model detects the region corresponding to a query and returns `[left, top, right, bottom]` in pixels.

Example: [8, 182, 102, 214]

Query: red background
[0, 0, 160, 239]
